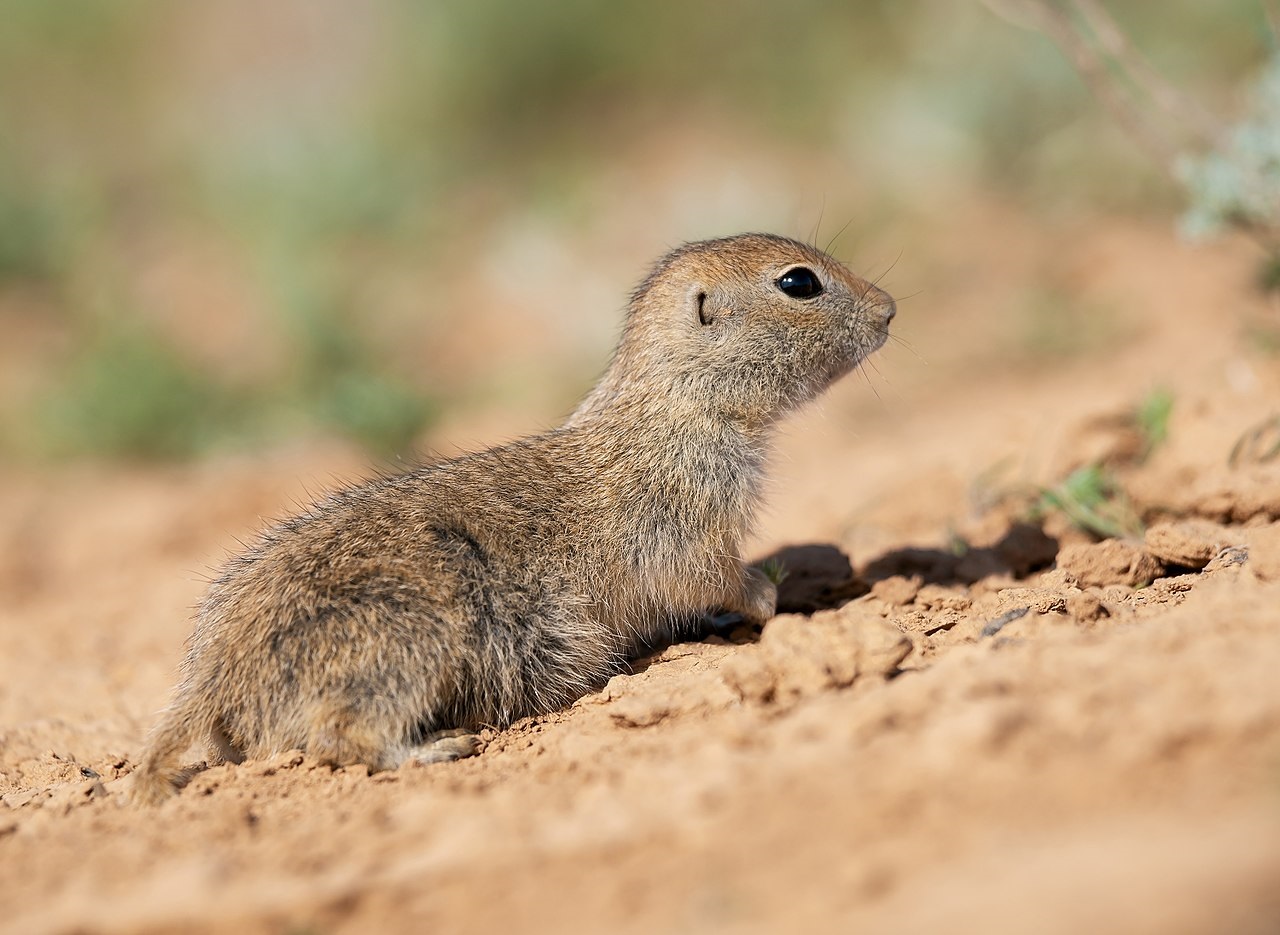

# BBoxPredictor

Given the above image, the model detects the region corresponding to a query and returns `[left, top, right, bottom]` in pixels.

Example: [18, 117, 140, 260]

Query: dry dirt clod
[870, 575, 922, 607]
[720, 652, 777, 704]
[922, 612, 965, 636]
[1065, 591, 1110, 622]
[915, 584, 971, 612]
[1242, 523, 1280, 582]
[994, 587, 1068, 615]
[1204, 546, 1249, 573]
[720, 606, 910, 706]
[0, 789, 41, 809]
[44, 779, 107, 814]
[1144, 521, 1232, 569]
[848, 610, 914, 676]
[1036, 568, 1079, 590]
[1056, 540, 1165, 588]
[609, 697, 672, 728]
[1151, 574, 1200, 595]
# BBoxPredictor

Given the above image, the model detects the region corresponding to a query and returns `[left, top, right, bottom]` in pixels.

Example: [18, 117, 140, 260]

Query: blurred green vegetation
[1036, 463, 1144, 540]
[37, 317, 243, 459]
[1135, 387, 1174, 460]
[32, 309, 433, 460]
[0, 0, 1271, 460]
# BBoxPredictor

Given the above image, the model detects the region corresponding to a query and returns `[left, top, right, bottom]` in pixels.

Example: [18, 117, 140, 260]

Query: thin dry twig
[1265, 0, 1280, 47]
[983, 0, 1280, 255]
[1071, 0, 1223, 139]
[981, 0, 1177, 179]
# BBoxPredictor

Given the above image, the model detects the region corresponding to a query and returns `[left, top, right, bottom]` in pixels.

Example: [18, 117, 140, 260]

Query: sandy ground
[2, 211, 1280, 934]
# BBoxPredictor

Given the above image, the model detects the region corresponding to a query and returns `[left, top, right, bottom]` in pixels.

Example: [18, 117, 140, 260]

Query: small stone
[981, 607, 1028, 638]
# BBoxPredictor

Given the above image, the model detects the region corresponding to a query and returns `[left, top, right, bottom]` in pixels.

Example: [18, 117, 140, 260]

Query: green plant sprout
[1037, 463, 1144, 540]
[758, 557, 790, 587]
[1135, 387, 1174, 460]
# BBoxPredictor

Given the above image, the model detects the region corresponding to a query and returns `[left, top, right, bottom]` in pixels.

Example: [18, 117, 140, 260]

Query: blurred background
[0, 0, 1272, 461]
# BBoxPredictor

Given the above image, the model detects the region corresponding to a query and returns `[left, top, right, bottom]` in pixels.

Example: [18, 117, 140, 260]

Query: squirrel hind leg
[304, 700, 410, 772]
[128, 761, 201, 806]
[129, 693, 216, 806]
[721, 564, 779, 627]
[208, 717, 245, 765]
[404, 728, 485, 766]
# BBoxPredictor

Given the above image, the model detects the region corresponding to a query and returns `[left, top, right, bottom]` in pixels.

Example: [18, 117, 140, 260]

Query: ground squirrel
[131, 232, 896, 804]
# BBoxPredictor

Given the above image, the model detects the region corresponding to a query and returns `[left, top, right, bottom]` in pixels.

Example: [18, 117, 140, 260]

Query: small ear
[694, 288, 734, 328]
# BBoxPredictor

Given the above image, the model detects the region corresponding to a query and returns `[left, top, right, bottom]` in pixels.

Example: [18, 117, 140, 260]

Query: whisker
[824, 217, 855, 255]
[810, 196, 827, 249]
[887, 332, 921, 352]
[856, 359, 883, 403]
[870, 250, 904, 290]
[862, 354, 904, 402]
[883, 331, 926, 362]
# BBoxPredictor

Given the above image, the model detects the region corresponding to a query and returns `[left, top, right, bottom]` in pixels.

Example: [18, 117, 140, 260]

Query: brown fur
[130, 233, 895, 805]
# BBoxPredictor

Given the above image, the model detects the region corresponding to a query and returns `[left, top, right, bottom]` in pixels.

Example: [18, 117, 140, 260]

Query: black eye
[776, 267, 823, 299]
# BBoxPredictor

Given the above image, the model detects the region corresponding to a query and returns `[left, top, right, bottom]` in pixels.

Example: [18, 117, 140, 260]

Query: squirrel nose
[862, 283, 896, 323]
